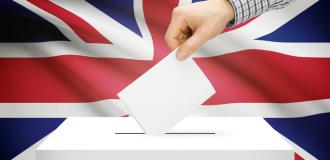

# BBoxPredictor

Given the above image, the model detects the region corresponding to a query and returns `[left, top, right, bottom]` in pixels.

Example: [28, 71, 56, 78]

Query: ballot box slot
[115, 132, 216, 134]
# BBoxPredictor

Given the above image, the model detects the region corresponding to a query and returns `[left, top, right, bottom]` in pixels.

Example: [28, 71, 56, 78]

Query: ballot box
[36, 117, 294, 160]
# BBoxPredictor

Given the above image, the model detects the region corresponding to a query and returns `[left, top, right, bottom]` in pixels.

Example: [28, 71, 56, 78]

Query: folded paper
[118, 49, 215, 134]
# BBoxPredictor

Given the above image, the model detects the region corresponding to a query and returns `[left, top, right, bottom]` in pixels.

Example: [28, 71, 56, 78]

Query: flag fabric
[0, 0, 329, 159]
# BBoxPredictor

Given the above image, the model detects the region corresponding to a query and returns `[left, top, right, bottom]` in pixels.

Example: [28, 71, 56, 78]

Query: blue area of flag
[0, 118, 65, 160]
[266, 113, 330, 160]
[258, 0, 330, 42]
[0, 1, 69, 42]
[86, 0, 143, 37]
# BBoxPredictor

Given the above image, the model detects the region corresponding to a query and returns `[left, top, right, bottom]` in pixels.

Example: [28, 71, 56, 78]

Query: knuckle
[183, 42, 197, 52]
[164, 30, 171, 40]
[172, 7, 184, 17]
[164, 34, 175, 47]
[198, 27, 214, 38]
[198, 27, 210, 34]
[164, 33, 171, 42]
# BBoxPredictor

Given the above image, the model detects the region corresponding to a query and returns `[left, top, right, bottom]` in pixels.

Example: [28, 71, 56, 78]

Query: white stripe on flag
[0, 99, 128, 117]
[1, 99, 330, 118]
[193, 99, 330, 118]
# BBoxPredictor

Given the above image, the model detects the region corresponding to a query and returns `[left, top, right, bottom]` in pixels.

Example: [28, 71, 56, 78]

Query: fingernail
[176, 51, 187, 61]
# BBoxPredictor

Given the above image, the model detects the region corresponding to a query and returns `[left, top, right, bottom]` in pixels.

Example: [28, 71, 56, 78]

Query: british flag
[0, 0, 329, 159]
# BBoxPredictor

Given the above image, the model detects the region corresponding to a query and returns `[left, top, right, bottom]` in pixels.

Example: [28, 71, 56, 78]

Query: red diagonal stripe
[295, 153, 305, 160]
[28, 0, 111, 44]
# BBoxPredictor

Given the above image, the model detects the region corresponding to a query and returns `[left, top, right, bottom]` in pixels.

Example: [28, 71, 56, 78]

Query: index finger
[165, 15, 187, 50]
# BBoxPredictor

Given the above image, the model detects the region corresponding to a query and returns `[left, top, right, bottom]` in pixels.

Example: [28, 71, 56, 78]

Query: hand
[165, 0, 234, 61]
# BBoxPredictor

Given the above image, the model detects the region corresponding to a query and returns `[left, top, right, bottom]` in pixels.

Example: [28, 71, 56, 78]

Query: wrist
[209, 0, 235, 23]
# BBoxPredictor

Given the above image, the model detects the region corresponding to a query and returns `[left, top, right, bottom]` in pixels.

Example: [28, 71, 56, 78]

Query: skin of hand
[165, 0, 234, 61]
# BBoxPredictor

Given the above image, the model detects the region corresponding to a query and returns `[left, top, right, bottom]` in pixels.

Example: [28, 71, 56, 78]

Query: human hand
[165, 0, 234, 61]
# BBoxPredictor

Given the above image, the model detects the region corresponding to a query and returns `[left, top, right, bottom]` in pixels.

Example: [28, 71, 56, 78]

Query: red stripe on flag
[195, 50, 330, 104]
[295, 153, 304, 160]
[143, 0, 179, 61]
[0, 56, 151, 102]
[0, 51, 329, 103]
[28, 0, 111, 44]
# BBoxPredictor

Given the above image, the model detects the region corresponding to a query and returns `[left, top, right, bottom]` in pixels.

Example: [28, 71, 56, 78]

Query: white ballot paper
[118, 50, 215, 134]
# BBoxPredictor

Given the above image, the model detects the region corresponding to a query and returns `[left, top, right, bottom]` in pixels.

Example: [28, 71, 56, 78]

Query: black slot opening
[115, 132, 216, 134]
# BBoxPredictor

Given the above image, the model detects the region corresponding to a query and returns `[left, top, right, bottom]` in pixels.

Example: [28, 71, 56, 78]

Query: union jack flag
[0, 0, 329, 159]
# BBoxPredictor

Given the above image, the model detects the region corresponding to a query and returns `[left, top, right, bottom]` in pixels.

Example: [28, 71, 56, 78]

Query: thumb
[176, 27, 211, 61]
